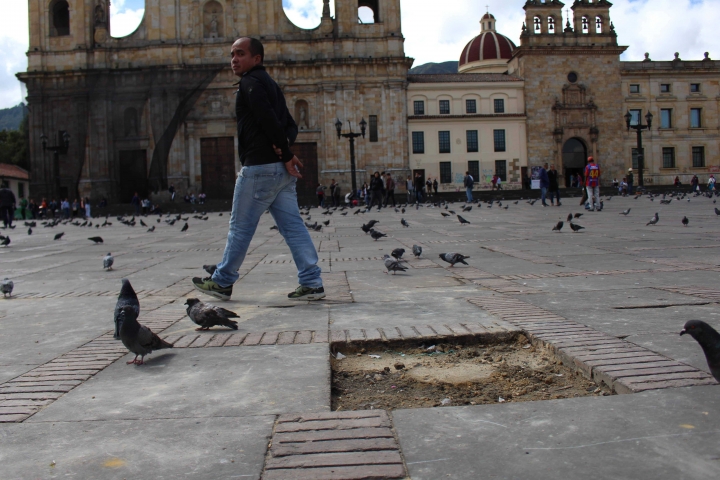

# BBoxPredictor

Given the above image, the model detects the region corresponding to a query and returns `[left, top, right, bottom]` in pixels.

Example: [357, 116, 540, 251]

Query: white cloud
[0, 1, 718, 109]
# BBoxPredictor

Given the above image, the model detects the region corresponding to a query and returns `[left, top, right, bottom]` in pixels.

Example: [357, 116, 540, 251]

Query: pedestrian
[491, 174, 498, 190]
[369, 171, 384, 210]
[316, 184, 325, 207]
[142, 198, 150, 214]
[691, 174, 699, 192]
[362, 182, 370, 206]
[384, 172, 396, 207]
[41, 198, 49, 218]
[548, 164, 561, 206]
[674, 176, 681, 187]
[19, 196, 28, 220]
[426, 177, 433, 198]
[496, 176, 503, 190]
[619, 177, 628, 195]
[0, 185, 16, 228]
[131, 192, 140, 215]
[71, 198, 79, 217]
[406, 176, 414, 203]
[329, 179, 338, 207]
[584, 156, 601, 211]
[627, 168, 634, 194]
[433, 178, 438, 195]
[169, 183, 176, 202]
[192, 36, 324, 301]
[84, 197, 91, 218]
[414, 173, 424, 203]
[29, 198, 38, 219]
[569, 173, 576, 188]
[708, 174, 716, 192]
[539, 163, 550, 206]
[463, 171, 474, 203]
[612, 178, 619, 189]
[61, 198, 70, 219]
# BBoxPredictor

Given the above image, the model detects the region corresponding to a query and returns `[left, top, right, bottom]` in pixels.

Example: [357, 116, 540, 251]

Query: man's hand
[272, 144, 282, 158]
[285, 156, 303, 179]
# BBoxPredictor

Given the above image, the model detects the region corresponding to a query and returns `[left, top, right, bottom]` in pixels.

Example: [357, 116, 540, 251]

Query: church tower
[509, 0, 627, 185]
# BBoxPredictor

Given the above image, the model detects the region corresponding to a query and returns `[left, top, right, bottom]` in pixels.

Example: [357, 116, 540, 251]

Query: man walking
[384, 172, 396, 207]
[406, 176, 414, 203]
[193, 37, 324, 301]
[369, 171, 384, 210]
[0, 185, 16, 228]
[584, 156, 601, 211]
[463, 171, 474, 203]
[414, 173, 424, 203]
[539, 163, 550, 206]
[548, 164, 561, 206]
[626, 168, 634, 195]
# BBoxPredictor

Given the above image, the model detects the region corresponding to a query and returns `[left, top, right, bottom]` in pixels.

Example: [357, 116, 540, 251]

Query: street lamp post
[624, 111, 653, 187]
[40, 131, 70, 199]
[335, 118, 366, 197]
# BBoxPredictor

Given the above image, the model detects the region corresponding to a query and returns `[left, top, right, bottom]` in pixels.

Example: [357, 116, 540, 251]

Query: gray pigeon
[114, 279, 140, 340]
[620, 209, 631, 216]
[118, 305, 173, 365]
[439, 253, 469, 267]
[1, 278, 13, 297]
[391, 248, 405, 260]
[383, 255, 408, 275]
[184, 298, 239, 331]
[680, 320, 720, 382]
[103, 253, 114, 270]
[401, 218, 409, 227]
[369, 229, 386, 241]
[646, 213, 659, 226]
[412, 245, 422, 258]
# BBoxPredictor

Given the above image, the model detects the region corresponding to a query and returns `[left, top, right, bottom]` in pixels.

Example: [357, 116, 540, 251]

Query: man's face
[231, 38, 262, 77]
[550, 165, 555, 170]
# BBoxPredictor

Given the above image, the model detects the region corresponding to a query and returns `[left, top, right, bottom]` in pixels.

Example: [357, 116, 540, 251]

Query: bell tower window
[358, 0, 379, 24]
[50, 0, 70, 37]
[595, 16, 603, 34]
[547, 17, 555, 34]
[581, 16, 589, 34]
[533, 16, 542, 34]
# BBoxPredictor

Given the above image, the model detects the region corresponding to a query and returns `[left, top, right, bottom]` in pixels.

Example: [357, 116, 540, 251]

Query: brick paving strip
[262, 410, 406, 480]
[654, 286, 720, 301]
[0, 311, 186, 423]
[467, 296, 717, 394]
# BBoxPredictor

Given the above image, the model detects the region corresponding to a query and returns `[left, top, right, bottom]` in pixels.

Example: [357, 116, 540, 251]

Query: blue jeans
[466, 187, 473, 202]
[541, 187, 548, 205]
[212, 163, 322, 289]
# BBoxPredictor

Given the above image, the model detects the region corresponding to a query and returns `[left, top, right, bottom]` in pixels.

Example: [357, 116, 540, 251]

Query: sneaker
[287, 285, 326, 301]
[192, 276, 233, 301]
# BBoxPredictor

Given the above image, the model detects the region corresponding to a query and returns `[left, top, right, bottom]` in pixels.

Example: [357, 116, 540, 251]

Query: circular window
[567, 72, 578, 84]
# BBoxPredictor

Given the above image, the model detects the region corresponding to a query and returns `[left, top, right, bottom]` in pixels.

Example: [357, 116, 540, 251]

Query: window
[567, 72, 578, 84]
[468, 161, 479, 182]
[629, 109, 642, 126]
[632, 148, 640, 169]
[629, 84, 640, 94]
[439, 100, 450, 115]
[662, 147, 675, 168]
[692, 146, 705, 167]
[413, 100, 425, 115]
[690, 83, 701, 93]
[18, 182, 24, 199]
[438, 131, 451, 153]
[660, 84, 671, 93]
[465, 99, 477, 114]
[690, 108, 702, 128]
[595, 16, 603, 34]
[439, 162, 452, 184]
[660, 109, 672, 129]
[411, 132, 425, 154]
[533, 16, 542, 34]
[493, 129, 506, 152]
[51, 0, 70, 36]
[495, 160, 507, 182]
[466, 130, 478, 153]
[369, 115, 378, 142]
[581, 16, 589, 34]
[494, 99, 505, 113]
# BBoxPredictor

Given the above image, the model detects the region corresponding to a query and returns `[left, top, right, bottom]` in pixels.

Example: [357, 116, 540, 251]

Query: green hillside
[409, 61, 459, 74]
[0, 103, 28, 131]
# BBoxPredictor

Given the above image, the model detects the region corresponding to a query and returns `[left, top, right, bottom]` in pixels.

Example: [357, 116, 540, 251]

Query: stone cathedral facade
[19, 0, 411, 204]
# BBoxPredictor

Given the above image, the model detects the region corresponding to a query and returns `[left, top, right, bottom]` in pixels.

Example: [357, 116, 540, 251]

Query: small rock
[441, 398, 452, 406]
[374, 374, 383, 381]
[394, 363, 405, 370]
[498, 397, 506, 403]
[383, 366, 391, 373]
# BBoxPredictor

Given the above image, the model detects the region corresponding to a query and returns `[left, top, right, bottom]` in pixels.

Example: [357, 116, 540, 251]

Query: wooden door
[201, 137, 236, 199]
[292, 142, 318, 207]
[118, 150, 147, 202]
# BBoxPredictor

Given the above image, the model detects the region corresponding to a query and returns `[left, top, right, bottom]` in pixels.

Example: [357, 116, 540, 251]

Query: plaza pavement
[0, 191, 719, 479]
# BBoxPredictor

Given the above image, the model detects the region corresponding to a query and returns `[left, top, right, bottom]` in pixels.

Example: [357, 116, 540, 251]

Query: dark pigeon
[401, 218, 409, 227]
[88, 236, 103, 244]
[566, 213, 573, 222]
[682, 216, 689, 227]
[181, 223, 189, 232]
[570, 223, 585, 232]
[118, 305, 173, 365]
[552, 221, 564, 232]
[412, 245, 422, 258]
[1, 278, 13, 297]
[114, 279, 140, 340]
[1, 237, 10, 247]
[441, 212, 450, 217]
[680, 320, 720, 382]
[184, 298, 239, 331]
[370, 229, 387, 241]
[391, 248, 405, 260]
[457, 215, 470, 225]
[439, 253, 469, 267]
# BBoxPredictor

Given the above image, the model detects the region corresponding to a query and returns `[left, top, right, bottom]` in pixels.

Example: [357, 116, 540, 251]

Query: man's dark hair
[243, 37, 265, 63]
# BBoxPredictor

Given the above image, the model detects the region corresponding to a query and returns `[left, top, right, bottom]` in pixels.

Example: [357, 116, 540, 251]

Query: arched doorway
[562, 138, 587, 187]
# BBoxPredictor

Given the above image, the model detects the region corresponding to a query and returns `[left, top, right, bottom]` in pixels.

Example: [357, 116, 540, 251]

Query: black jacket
[370, 176, 384, 192]
[548, 169, 559, 190]
[0, 188, 16, 207]
[236, 66, 298, 166]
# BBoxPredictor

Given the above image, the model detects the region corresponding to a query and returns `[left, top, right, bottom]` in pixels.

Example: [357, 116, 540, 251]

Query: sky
[0, 0, 718, 110]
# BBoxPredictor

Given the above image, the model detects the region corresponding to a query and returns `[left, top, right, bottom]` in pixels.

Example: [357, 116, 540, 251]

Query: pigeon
[203, 264, 217, 276]
[646, 213, 659, 226]
[680, 320, 720, 382]
[569, 223, 585, 232]
[323, 220, 330, 226]
[184, 298, 239, 331]
[715, 208, 720, 216]
[353, 209, 361, 215]
[383, 255, 408, 275]
[552, 221, 564, 232]
[361, 220, 380, 233]
[181, 223, 189, 232]
[574, 213, 583, 219]
[27, 228, 32, 235]
[401, 218, 409, 228]
[566, 213, 573, 222]
[439, 253, 469, 267]
[620, 209, 631, 216]
[118, 305, 173, 365]
[682, 216, 689, 227]
[441, 212, 450, 217]
[147, 226, 155, 232]
[369, 229, 387, 241]
[463, 205, 472, 212]
[114, 279, 140, 340]
[1, 278, 13, 297]
[412, 245, 422, 258]
[140, 220, 147, 227]
[457, 215, 471, 225]
[391, 248, 405, 260]
[1, 237, 10, 247]
[88, 236, 103, 244]
[103, 253, 114, 270]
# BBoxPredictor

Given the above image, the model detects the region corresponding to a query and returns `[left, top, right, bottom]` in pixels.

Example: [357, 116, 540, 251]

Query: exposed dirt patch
[331, 335, 612, 411]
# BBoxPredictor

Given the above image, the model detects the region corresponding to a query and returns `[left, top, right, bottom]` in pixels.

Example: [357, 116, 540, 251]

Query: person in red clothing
[584, 156, 601, 211]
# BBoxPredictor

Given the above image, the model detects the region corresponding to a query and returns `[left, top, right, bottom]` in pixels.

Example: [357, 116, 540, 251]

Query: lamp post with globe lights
[625, 110, 653, 187]
[335, 118, 366, 198]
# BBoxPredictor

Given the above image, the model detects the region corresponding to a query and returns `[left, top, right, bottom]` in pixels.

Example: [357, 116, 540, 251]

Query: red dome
[459, 31, 516, 67]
